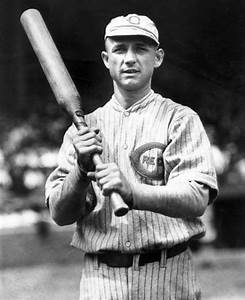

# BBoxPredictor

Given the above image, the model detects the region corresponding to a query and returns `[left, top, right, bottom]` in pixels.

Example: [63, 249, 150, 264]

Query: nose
[124, 48, 136, 65]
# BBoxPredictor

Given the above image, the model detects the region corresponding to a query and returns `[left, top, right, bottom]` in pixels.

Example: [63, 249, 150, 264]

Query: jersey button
[125, 241, 131, 247]
[123, 144, 128, 150]
[123, 111, 130, 117]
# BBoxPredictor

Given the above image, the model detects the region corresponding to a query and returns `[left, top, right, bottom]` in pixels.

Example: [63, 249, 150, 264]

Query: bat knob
[110, 192, 129, 216]
[114, 206, 130, 217]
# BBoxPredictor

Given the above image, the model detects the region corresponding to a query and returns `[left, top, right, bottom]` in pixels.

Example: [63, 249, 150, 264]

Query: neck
[113, 83, 152, 109]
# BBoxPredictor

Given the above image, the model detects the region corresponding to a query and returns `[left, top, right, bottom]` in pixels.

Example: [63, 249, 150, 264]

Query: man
[45, 14, 218, 299]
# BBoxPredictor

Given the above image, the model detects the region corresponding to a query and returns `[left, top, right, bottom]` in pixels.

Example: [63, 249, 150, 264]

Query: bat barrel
[20, 9, 81, 114]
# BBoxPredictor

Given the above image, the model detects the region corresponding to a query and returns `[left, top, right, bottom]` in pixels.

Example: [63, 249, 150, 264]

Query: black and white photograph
[1, 1, 245, 299]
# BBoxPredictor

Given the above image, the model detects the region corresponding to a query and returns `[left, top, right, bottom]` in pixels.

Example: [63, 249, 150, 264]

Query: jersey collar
[110, 89, 155, 113]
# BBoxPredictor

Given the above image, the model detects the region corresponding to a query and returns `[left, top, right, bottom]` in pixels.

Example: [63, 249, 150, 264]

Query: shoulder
[151, 94, 201, 133]
[154, 93, 197, 119]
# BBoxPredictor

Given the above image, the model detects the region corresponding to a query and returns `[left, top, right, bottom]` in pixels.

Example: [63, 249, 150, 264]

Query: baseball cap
[104, 14, 159, 46]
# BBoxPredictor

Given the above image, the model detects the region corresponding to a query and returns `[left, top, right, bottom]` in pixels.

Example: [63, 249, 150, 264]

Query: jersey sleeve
[164, 111, 218, 203]
[44, 125, 97, 214]
[44, 125, 76, 206]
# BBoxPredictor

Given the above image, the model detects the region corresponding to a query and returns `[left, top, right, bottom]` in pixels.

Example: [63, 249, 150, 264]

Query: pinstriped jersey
[45, 90, 218, 253]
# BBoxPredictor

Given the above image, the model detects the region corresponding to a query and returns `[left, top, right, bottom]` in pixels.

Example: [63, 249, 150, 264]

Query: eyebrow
[112, 42, 125, 47]
[112, 41, 149, 48]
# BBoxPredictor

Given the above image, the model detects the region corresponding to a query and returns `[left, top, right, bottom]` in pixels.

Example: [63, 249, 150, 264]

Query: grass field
[1, 226, 245, 300]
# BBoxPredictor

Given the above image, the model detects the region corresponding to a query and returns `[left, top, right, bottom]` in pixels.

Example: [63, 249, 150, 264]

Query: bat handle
[92, 153, 129, 217]
[74, 112, 129, 216]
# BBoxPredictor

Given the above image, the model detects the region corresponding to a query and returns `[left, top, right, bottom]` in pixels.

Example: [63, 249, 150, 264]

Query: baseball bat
[20, 8, 129, 217]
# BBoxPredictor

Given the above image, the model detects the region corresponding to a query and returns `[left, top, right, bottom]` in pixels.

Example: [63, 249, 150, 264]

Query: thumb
[87, 171, 96, 181]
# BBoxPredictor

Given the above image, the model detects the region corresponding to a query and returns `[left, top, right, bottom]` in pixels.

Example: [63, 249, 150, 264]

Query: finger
[81, 127, 101, 141]
[95, 162, 118, 172]
[91, 127, 100, 134]
[97, 170, 122, 188]
[74, 143, 103, 157]
[74, 135, 102, 149]
[101, 178, 121, 196]
[87, 171, 96, 181]
[80, 137, 102, 147]
[74, 127, 102, 141]
[95, 163, 109, 172]
[83, 144, 103, 154]
[76, 126, 90, 135]
[97, 174, 112, 186]
[76, 130, 99, 141]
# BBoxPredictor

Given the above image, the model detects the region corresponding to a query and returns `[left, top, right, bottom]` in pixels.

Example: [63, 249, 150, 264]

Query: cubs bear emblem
[129, 142, 166, 180]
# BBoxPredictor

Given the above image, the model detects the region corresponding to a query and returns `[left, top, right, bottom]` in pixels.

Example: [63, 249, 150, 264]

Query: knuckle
[78, 127, 89, 135]
[98, 178, 103, 185]
[91, 145, 100, 153]
[97, 146, 103, 152]
[90, 132, 97, 138]
[91, 137, 97, 144]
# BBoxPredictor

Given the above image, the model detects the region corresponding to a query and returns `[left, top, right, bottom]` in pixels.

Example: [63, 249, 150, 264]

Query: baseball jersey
[45, 90, 218, 254]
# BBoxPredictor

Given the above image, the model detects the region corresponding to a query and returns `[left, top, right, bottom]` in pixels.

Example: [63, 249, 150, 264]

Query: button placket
[125, 241, 131, 248]
[122, 110, 130, 150]
[123, 111, 130, 117]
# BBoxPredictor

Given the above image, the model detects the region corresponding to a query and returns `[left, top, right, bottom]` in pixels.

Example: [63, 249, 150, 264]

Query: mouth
[122, 69, 139, 74]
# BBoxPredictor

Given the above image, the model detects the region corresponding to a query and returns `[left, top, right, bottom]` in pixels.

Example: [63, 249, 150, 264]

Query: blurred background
[1, 0, 245, 299]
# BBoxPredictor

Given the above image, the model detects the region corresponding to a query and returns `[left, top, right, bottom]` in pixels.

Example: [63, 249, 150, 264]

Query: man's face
[101, 36, 164, 92]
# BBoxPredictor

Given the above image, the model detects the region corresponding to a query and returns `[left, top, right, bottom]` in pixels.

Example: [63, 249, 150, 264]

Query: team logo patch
[127, 15, 140, 25]
[129, 142, 166, 180]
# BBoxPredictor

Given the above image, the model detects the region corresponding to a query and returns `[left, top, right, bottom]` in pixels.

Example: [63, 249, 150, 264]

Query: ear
[101, 51, 110, 69]
[154, 48, 164, 69]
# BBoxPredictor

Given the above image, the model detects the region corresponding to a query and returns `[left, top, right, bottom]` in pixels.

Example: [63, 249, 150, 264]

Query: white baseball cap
[104, 14, 159, 46]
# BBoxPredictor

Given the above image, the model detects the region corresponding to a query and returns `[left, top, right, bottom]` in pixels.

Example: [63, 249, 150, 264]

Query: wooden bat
[20, 8, 129, 216]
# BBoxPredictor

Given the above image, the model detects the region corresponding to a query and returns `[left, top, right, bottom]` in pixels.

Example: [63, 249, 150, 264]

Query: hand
[88, 163, 133, 208]
[72, 127, 103, 173]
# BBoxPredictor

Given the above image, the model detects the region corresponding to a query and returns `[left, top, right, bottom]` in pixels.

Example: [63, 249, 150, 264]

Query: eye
[112, 46, 126, 53]
[136, 45, 148, 52]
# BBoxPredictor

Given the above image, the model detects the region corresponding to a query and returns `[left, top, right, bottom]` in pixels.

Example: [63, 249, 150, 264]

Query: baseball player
[45, 14, 218, 299]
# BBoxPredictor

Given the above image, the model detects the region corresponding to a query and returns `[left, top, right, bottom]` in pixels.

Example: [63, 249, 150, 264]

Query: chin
[121, 81, 142, 91]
